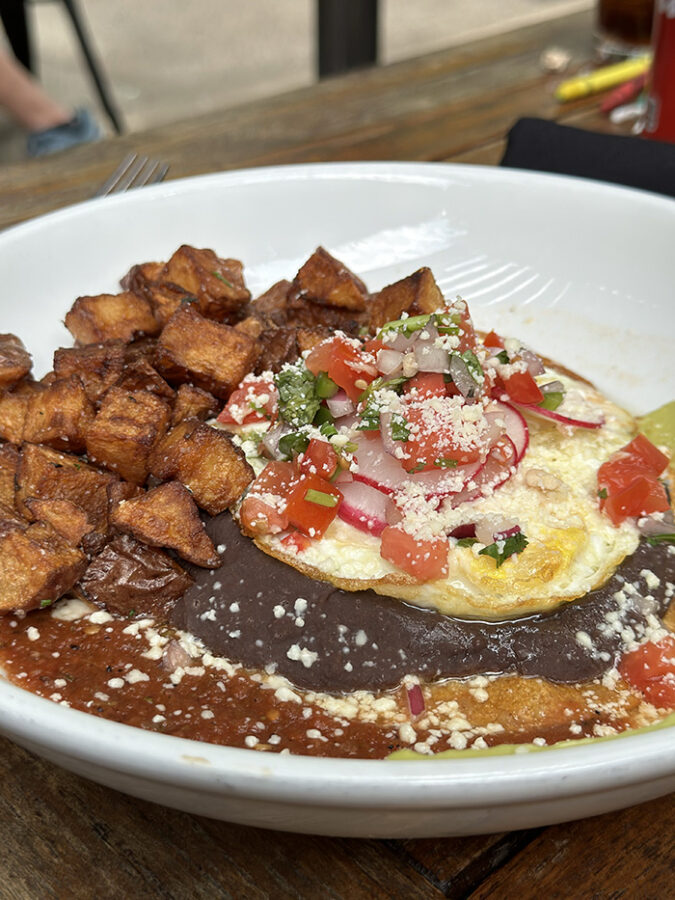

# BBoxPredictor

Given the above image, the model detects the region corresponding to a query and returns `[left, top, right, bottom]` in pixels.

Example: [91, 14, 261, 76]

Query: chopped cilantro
[128, 609, 137, 618]
[390, 414, 410, 442]
[40, 598, 53, 609]
[409, 461, 426, 473]
[478, 532, 529, 567]
[378, 311, 460, 340]
[357, 401, 380, 431]
[180, 295, 198, 305]
[304, 488, 339, 508]
[313, 405, 334, 428]
[319, 420, 338, 438]
[433, 458, 458, 468]
[495, 349, 509, 364]
[359, 375, 407, 403]
[456, 537, 477, 548]
[645, 534, 675, 546]
[212, 271, 234, 289]
[315, 372, 339, 399]
[275, 365, 321, 427]
[342, 440, 358, 453]
[598, 487, 608, 500]
[539, 391, 564, 412]
[461, 349, 483, 383]
[278, 432, 310, 460]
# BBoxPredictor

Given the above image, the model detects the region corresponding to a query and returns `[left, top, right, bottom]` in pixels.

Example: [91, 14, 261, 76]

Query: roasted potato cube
[255, 327, 298, 374]
[0, 334, 31, 387]
[251, 280, 292, 327]
[113, 359, 175, 401]
[0, 520, 87, 614]
[172, 384, 220, 425]
[124, 337, 158, 367]
[144, 283, 190, 327]
[53, 341, 126, 404]
[111, 481, 220, 568]
[16, 444, 115, 542]
[0, 443, 19, 508]
[24, 497, 93, 546]
[149, 420, 253, 515]
[120, 261, 164, 293]
[85, 387, 171, 484]
[295, 326, 332, 355]
[23, 376, 94, 452]
[0, 388, 30, 443]
[285, 294, 363, 333]
[78, 534, 192, 619]
[0, 499, 27, 539]
[154, 305, 259, 400]
[65, 291, 160, 346]
[368, 266, 443, 331]
[291, 247, 368, 312]
[162, 245, 250, 322]
[234, 316, 265, 340]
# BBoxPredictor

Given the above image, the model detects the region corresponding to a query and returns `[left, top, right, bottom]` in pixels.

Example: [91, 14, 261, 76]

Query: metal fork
[93, 153, 169, 197]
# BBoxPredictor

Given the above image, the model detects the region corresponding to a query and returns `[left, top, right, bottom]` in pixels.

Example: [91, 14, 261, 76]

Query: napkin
[500, 118, 675, 199]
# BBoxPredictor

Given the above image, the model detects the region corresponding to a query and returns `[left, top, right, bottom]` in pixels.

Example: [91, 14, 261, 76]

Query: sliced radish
[485, 400, 529, 461]
[449, 436, 518, 507]
[513, 402, 604, 430]
[337, 481, 390, 536]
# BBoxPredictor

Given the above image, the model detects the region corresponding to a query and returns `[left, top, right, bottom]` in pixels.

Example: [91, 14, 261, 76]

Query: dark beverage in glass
[596, 0, 655, 56]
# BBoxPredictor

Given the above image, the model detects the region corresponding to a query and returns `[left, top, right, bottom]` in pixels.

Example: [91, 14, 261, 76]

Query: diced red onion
[520, 348, 545, 376]
[261, 423, 290, 459]
[162, 640, 192, 672]
[449, 354, 477, 398]
[638, 512, 675, 536]
[406, 683, 426, 718]
[541, 380, 565, 394]
[388, 331, 416, 352]
[414, 341, 450, 373]
[379, 411, 398, 457]
[327, 390, 355, 418]
[377, 348, 404, 377]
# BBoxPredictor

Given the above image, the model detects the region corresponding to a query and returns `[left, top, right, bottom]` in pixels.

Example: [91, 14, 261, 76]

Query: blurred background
[0, 0, 592, 163]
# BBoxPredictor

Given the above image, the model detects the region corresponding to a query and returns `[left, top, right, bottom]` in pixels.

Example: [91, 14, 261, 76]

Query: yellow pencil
[555, 55, 651, 102]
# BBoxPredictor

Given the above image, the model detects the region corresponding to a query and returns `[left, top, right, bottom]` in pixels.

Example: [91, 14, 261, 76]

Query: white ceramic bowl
[0, 162, 673, 837]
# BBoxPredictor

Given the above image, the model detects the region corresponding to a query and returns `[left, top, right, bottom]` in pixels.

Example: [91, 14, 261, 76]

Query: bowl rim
[1, 159, 673, 808]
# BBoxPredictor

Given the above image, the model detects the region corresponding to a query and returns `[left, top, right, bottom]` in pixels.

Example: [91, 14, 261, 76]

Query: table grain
[0, 9, 672, 898]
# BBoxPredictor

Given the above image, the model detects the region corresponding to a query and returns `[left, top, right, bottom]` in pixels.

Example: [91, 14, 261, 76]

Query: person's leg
[0, 46, 71, 131]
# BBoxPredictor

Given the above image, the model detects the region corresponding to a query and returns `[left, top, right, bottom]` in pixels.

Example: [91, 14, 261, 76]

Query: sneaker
[27, 108, 101, 158]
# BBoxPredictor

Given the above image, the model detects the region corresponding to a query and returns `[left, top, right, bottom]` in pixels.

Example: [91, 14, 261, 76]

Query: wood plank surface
[0, 10, 622, 231]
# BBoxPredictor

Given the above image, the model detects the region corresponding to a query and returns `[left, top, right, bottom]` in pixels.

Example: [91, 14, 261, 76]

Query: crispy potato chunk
[163, 245, 250, 322]
[0, 386, 32, 443]
[120, 261, 164, 293]
[65, 291, 160, 346]
[53, 341, 126, 404]
[234, 316, 265, 340]
[78, 534, 192, 618]
[85, 387, 171, 484]
[123, 337, 158, 367]
[23, 376, 94, 453]
[295, 326, 332, 354]
[24, 497, 93, 546]
[111, 481, 219, 568]
[0, 499, 27, 538]
[0, 520, 87, 614]
[0, 334, 31, 387]
[368, 266, 443, 331]
[292, 247, 368, 312]
[172, 384, 219, 426]
[251, 280, 292, 327]
[113, 359, 175, 401]
[255, 327, 299, 374]
[0, 443, 19, 508]
[149, 420, 253, 515]
[154, 305, 259, 400]
[16, 443, 115, 542]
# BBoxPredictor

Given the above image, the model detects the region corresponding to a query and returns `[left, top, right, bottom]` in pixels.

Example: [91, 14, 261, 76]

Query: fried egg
[253, 368, 643, 620]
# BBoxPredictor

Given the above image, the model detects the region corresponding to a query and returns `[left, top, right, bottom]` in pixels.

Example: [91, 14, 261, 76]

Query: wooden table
[1, 10, 672, 897]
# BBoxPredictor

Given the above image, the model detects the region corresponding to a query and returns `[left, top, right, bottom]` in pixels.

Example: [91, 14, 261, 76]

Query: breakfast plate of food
[0, 161, 672, 838]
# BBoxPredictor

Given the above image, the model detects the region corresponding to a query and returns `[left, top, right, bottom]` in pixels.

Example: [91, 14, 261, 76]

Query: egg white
[256, 369, 644, 620]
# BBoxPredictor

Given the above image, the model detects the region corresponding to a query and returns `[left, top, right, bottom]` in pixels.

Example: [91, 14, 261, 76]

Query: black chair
[317, 0, 378, 78]
[0, 0, 123, 133]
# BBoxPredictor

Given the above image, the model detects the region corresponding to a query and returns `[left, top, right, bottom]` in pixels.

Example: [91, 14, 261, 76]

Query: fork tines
[94, 153, 169, 197]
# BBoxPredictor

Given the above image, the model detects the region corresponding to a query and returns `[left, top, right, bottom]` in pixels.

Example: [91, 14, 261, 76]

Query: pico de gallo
[216, 295, 672, 591]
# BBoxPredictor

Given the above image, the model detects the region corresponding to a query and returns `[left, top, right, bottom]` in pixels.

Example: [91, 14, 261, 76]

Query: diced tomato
[400, 404, 484, 473]
[239, 461, 297, 535]
[448, 300, 477, 353]
[297, 438, 339, 480]
[598, 453, 653, 497]
[619, 636, 675, 708]
[602, 475, 670, 526]
[380, 526, 449, 581]
[218, 376, 277, 426]
[280, 530, 311, 553]
[483, 330, 504, 349]
[305, 336, 378, 402]
[625, 434, 669, 477]
[502, 370, 544, 406]
[363, 338, 387, 355]
[403, 372, 448, 400]
[284, 472, 343, 538]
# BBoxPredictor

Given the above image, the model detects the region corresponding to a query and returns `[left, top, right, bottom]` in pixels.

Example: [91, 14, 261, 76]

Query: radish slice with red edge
[336, 481, 391, 536]
[512, 401, 604, 430]
[485, 400, 529, 462]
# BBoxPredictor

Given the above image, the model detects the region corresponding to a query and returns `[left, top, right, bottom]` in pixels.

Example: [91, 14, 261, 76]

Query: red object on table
[643, 0, 675, 141]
